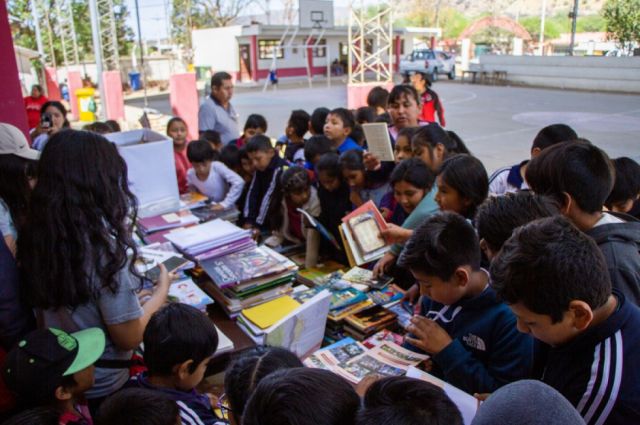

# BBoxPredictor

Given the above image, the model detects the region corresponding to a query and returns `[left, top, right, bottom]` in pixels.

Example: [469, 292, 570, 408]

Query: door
[239, 44, 252, 82]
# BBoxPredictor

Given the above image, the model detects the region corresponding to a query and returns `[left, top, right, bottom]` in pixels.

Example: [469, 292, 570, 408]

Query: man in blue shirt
[198, 71, 240, 145]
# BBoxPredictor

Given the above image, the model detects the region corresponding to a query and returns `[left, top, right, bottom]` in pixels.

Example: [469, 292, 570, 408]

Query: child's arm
[215, 162, 245, 209]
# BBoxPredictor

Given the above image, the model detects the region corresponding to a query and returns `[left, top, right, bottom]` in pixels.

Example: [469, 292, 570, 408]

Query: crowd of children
[1, 75, 640, 425]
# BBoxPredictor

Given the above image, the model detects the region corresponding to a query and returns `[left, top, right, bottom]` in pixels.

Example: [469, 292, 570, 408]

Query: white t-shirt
[187, 161, 244, 209]
[0, 199, 16, 239]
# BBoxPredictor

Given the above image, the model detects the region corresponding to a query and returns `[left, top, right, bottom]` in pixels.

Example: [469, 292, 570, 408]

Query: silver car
[400, 49, 457, 81]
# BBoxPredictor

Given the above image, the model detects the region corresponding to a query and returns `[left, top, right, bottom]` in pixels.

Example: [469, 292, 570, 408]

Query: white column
[461, 38, 471, 70]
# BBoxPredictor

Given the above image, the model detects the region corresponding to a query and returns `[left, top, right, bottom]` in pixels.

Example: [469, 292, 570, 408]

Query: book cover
[367, 286, 403, 306]
[330, 287, 368, 311]
[342, 267, 394, 290]
[138, 210, 200, 233]
[201, 247, 287, 288]
[179, 192, 209, 209]
[241, 295, 301, 330]
[168, 279, 214, 312]
[344, 305, 397, 333]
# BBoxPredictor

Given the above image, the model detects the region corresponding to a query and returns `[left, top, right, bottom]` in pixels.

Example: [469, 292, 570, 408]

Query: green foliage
[520, 16, 562, 39]
[402, 6, 470, 39]
[603, 0, 640, 50]
[576, 14, 606, 32]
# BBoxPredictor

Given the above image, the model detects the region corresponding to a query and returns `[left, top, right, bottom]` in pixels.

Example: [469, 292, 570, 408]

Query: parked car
[400, 49, 457, 81]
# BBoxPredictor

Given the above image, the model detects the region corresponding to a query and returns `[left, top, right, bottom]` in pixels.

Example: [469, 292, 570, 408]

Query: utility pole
[568, 0, 579, 56]
[88, 0, 107, 119]
[134, 0, 149, 108]
[538, 0, 547, 56]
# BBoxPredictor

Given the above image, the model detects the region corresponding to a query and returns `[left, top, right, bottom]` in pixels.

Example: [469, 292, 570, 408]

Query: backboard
[299, 0, 334, 29]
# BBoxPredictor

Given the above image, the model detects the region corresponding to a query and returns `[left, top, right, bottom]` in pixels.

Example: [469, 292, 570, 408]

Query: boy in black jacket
[491, 216, 640, 425]
[243, 135, 288, 233]
[526, 139, 640, 306]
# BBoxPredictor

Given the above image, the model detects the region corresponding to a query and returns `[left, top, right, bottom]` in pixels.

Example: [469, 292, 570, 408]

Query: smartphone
[41, 113, 53, 129]
[144, 256, 188, 282]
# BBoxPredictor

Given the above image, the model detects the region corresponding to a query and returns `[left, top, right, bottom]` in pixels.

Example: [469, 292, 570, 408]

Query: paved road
[125, 81, 640, 173]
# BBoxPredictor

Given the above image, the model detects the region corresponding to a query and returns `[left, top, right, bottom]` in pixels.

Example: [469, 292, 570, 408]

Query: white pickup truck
[399, 49, 457, 81]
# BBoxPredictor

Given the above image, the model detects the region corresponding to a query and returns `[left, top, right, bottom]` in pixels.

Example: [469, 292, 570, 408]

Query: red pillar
[394, 36, 402, 72]
[67, 71, 83, 120]
[170, 73, 198, 141]
[0, 0, 29, 137]
[249, 35, 259, 82]
[102, 71, 125, 121]
[306, 38, 315, 76]
[45, 67, 61, 100]
[430, 36, 436, 49]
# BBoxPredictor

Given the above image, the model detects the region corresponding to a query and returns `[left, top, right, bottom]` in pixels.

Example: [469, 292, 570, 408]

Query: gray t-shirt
[198, 96, 240, 145]
[0, 199, 16, 240]
[42, 263, 143, 399]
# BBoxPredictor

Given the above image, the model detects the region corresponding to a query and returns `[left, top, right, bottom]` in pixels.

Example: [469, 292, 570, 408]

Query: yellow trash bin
[76, 88, 97, 122]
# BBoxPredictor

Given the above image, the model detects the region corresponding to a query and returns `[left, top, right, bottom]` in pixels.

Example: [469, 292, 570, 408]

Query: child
[435, 154, 489, 221]
[243, 135, 289, 233]
[309, 107, 330, 136]
[265, 167, 321, 268]
[489, 123, 577, 196]
[316, 153, 351, 264]
[475, 191, 559, 261]
[1, 406, 60, 425]
[304, 135, 333, 171]
[167, 117, 191, 194]
[2, 327, 106, 423]
[127, 303, 219, 425]
[393, 127, 418, 163]
[242, 368, 360, 425]
[605, 157, 640, 213]
[356, 376, 463, 425]
[95, 388, 180, 425]
[283, 109, 310, 163]
[526, 140, 640, 306]
[324, 108, 363, 153]
[412, 124, 470, 173]
[355, 106, 377, 125]
[490, 216, 640, 425]
[186, 140, 244, 211]
[223, 346, 303, 425]
[200, 130, 223, 152]
[235, 114, 267, 147]
[340, 149, 389, 208]
[366, 86, 391, 124]
[398, 212, 534, 394]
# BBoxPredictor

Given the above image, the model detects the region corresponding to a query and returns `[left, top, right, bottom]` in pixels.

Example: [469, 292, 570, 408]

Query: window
[313, 38, 326, 58]
[258, 39, 284, 60]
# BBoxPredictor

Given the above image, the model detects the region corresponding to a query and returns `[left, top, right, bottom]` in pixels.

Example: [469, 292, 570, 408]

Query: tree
[196, 0, 257, 27]
[520, 16, 562, 40]
[603, 0, 640, 52]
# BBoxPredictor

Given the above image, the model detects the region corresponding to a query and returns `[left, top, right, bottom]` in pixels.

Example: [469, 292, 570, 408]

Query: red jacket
[420, 89, 445, 127]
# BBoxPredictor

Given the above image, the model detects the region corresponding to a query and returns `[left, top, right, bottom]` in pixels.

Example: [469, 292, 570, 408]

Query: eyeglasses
[217, 393, 232, 423]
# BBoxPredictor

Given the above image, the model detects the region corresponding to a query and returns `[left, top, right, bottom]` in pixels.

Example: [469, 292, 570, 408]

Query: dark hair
[31, 84, 44, 95]
[388, 85, 420, 106]
[243, 368, 359, 425]
[367, 86, 390, 110]
[245, 135, 274, 153]
[244, 114, 268, 132]
[412, 125, 469, 158]
[220, 144, 241, 169]
[350, 124, 366, 146]
[490, 216, 611, 323]
[531, 124, 578, 151]
[288, 110, 310, 138]
[339, 149, 365, 172]
[40, 101, 70, 128]
[525, 139, 614, 214]
[316, 152, 342, 178]
[605, 157, 640, 209]
[397, 127, 419, 143]
[304, 135, 333, 164]
[475, 192, 559, 253]
[398, 212, 481, 280]
[281, 166, 310, 194]
[310, 107, 330, 135]
[95, 388, 179, 425]
[166, 116, 186, 135]
[390, 158, 435, 191]
[355, 106, 377, 124]
[224, 346, 303, 421]
[143, 303, 218, 376]
[105, 119, 121, 133]
[0, 155, 37, 235]
[200, 129, 222, 145]
[357, 376, 463, 425]
[82, 121, 112, 134]
[18, 130, 140, 309]
[2, 406, 59, 425]
[211, 71, 232, 89]
[187, 139, 216, 163]
[438, 154, 489, 219]
[328, 108, 356, 132]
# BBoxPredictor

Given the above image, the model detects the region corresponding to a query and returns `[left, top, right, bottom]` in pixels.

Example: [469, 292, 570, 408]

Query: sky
[125, 0, 353, 41]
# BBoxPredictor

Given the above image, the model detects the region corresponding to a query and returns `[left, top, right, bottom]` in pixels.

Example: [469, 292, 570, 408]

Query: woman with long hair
[18, 130, 170, 409]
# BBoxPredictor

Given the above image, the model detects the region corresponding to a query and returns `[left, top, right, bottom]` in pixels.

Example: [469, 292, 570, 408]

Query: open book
[339, 201, 390, 267]
[297, 208, 342, 251]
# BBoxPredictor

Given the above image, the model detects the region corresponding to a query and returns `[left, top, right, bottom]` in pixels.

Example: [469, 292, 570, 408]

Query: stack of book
[179, 192, 209, 210]
[200, 245, 298, 318]
[165, 219, 255, 262]
[343, 304, 398, 340]
[137, 210, 200, 236]
[296, 261, 345, 286]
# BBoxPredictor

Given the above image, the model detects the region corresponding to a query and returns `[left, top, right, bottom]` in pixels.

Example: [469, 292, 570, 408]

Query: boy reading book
[126, 303, 219, 425]
[398, 212, 533, 394]
[2, 327, 106, 424]
[491, 216, 640, 425]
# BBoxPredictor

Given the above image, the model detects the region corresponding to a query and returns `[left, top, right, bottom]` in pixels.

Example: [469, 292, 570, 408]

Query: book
[137, 210, 200, 234]
[387, 302, 414, 329]
[340, 201, 390, 266]
[405, 366, 479, 425]
[362, 123, 394, 162]
[214, 325, 234, 355]
[190, 205, 240, 223]
[344, 305, 397, 335]
[362, 329, 405, 349]
[165, 219, 251, 255]
[179, 192, 209, 210]
[297, 208, 342, 251]
[241, 296, 301, 330]
[296, 261, 345, 286]
[135, 246, 195, 280]
[330, 287, 369, 311]
[342, 266, 394, 290]
[328, 299, 375, 322]
[203, 278, 294, 318]
[367, 286, 403, 306]
[168, 278, 214, 312]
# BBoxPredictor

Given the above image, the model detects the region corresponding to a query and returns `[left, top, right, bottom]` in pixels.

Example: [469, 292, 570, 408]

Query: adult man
[409, 71, 445, 127]
[198, 72, 240, 145]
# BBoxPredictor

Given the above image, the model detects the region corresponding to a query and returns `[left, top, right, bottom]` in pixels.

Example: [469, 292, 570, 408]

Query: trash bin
[76, 88, 96, 122]
[129, 72, 141, 91]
